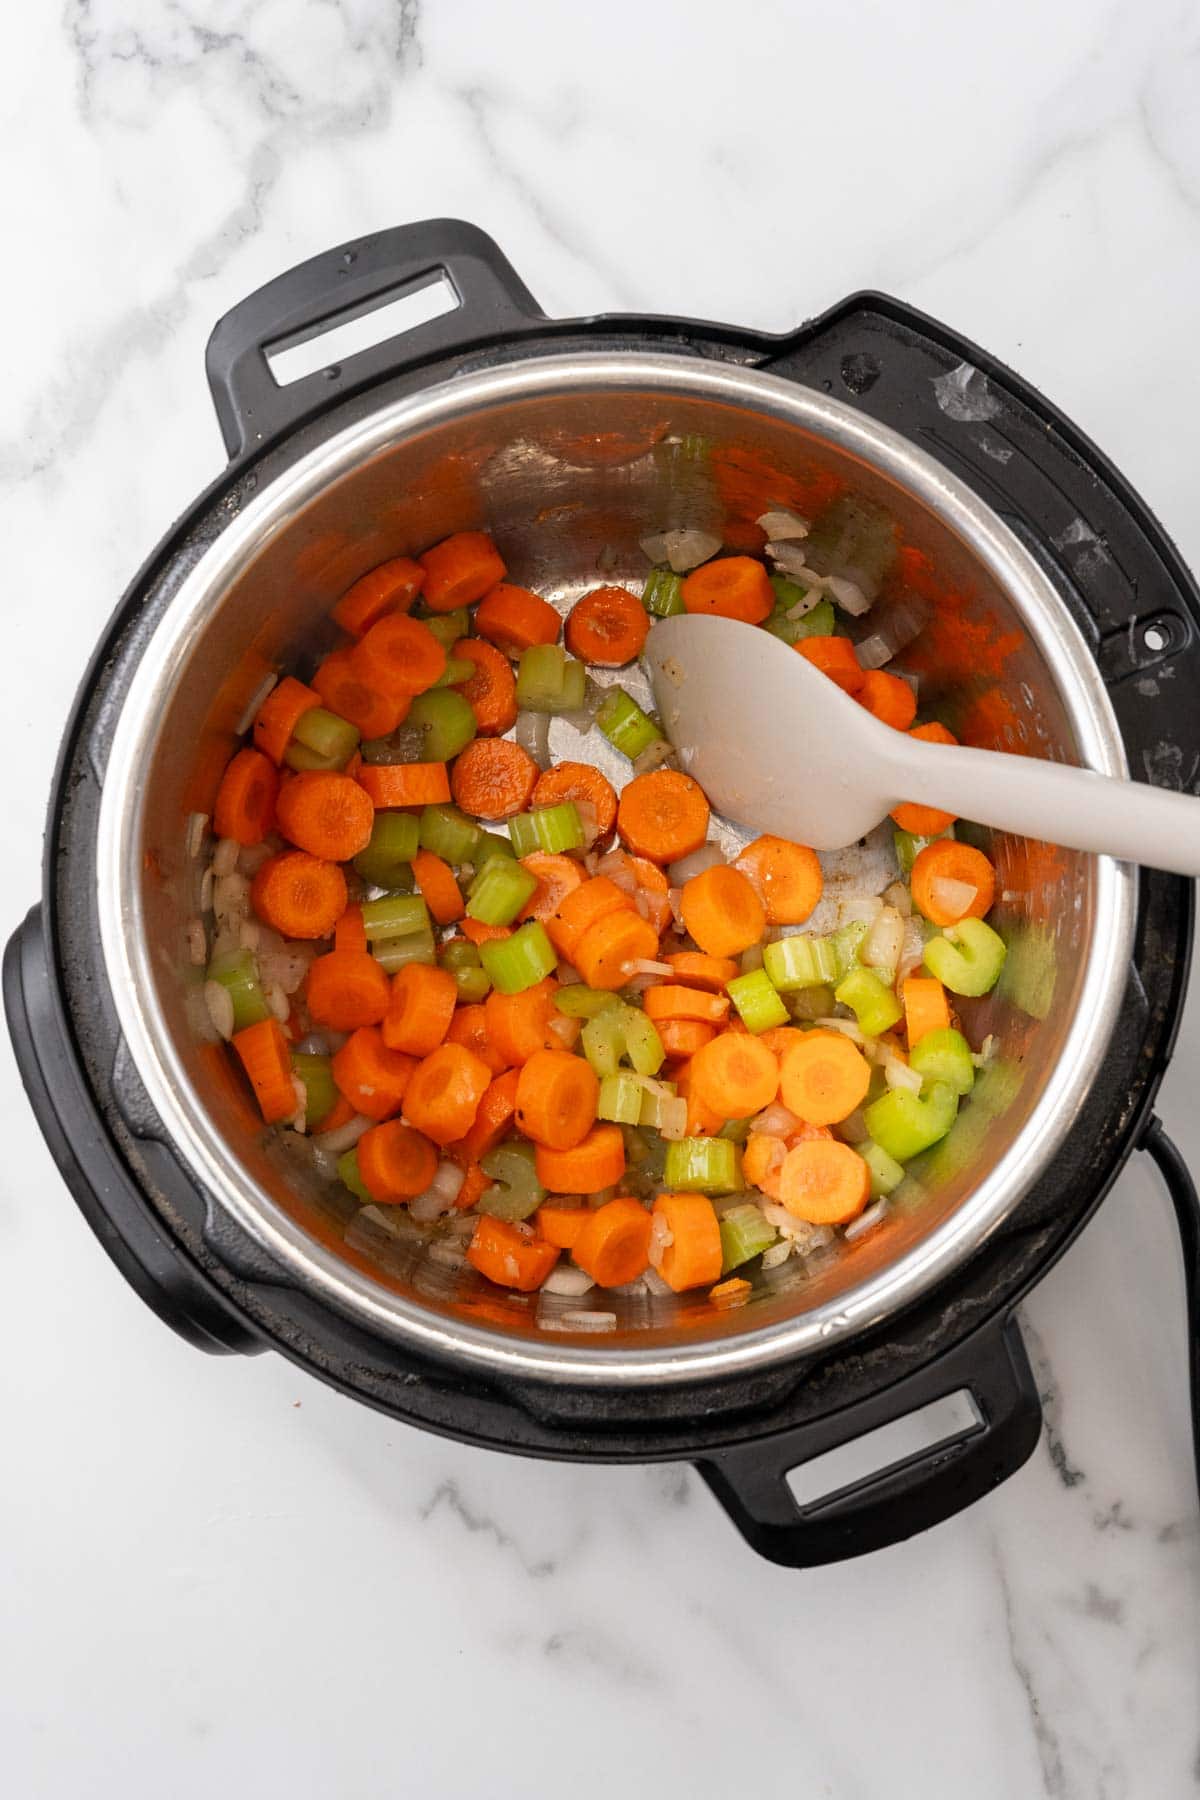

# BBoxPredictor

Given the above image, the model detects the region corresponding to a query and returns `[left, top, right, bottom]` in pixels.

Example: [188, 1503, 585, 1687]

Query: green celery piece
[893, 823, 955, 877]
[508, 802, 584, 859]
[466, 855, 538, 927]
[362, 892, 430, 942]
[726, 966, 789, 1033]
[719, 1203, 777, 1272]
[663, 1137, 741, 1194]
[762, 933, 839, 992]
[290, 706, 360, 764]
[828, 920, 869, 980]
[834, 966, 903, 1037]
[408, 688, 477, 760]
[440, 939, 482, 972]
[909, 1026, 975, 1096]
[582, 1007, 626, 1078]
[637, 1081, 681, 1132]
[421, 609, 471, 651]
[291, 1053, 337, 1129]
[478, 1142, 544, 1221]
[206, 948, 270, 1032]
[595, 687, 663, 760]
[554, 986, 621, 1020]
[432, 655, 477, 689]
[478, 921, 556, 994]
[923, 918, 1007, 997]
[449, 964, 491, 1003]
[515, 645, 587, 714]
[787, 984, 836, 1022]
[863, 1081, 958, 1163]
[475, 829, 517, 862]
[598, 1071, 645, 1125]
[338, 1148, 372, 1204]
[860, 1139, 905, 1198]
[419, 804, 482, 865]
[643, 568, 685, 617]
[621, 1005, 665, 1076]
[283, 740, 343, 772]
[353, 810, 420, 887]
[372, 928, 437, 973]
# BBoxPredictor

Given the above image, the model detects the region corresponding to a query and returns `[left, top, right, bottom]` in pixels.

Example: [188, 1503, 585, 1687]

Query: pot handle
[1141, 1115, 1200, 1504]
[205, 219, 545, 459]
[694, 1312, 1041, 1567]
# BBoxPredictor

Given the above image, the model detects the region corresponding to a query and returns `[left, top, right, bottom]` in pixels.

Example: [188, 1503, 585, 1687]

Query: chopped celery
[338, 1148, 372, 1204]
[440, 939, 482, 973]
[291, 1052, 337, 1129]
[863, 1080, 958, 1163]
[407, 688, 477, 761]
[353, 810, 420, 887]
[764, 582, 836, 646]
[834, 966, 903, 1037]
[719, 1203, 777, 1272]
[372, 927, 437, 972]
[554, 986, 621, 1020]
[419, 804, 482, 865]
[478, 920, 557, 994]
[421, 609, 470, 651]
[787, 984, 836, 1021]
[860, 1139, 905, 1198]
[718, 1116, 753, 1143]
[598, 1071, 645, 1125]
[664, 1137, 742, 1194]
[828, 920, 869, 979]
[508, 802, 585, 858]
[893, 824, 954, 877]
[475, 829, 517, 862]
[467, 855, 539, 927]
[582, 1006, 626, 1078]
[478, 1141, 544, 1221]
[433, 655, 478, 688]
[205, 948, 270, 1031]
[622, 1006, 665, 1076]
[763, 933, 839, 992]
[361, 892, 430, 942]
[643, 568, 685, 617]
[637, 1080, 681, 1132]
[515, 644, 587, 714]
[450, 964, 491, 1003]
[726, 966, 789, 1033]
[908, 1026, 975, 1096]
[283, 740, 344, 773]
[596, 687, 664, 760]
[923, 917, 1007, 997]
[290, 706, 360, 765]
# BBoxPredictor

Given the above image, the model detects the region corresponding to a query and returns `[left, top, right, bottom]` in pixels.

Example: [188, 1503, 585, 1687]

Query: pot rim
[95, 351, 1135, 1385]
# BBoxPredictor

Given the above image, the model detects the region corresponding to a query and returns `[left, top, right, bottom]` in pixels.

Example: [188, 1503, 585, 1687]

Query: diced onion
[657, 1097, 689, 1141]
[213, 837, 241, 878]
[643, 1267, 673, 1296]
[883, 881, 912, 918]
[897, 917, 927, 983]
[199, 867, 215, 914]
[757, 508, 811, 541]
[971, 1034, 999, 1069]
[515, 710, 552, 769]
[766, 543, 824, 582]
[186, 918, 207, 966]
[541, 1266, 596, 1297]
[263, 981, 290, 1023]
[837, 1106, 870, 1145]
[930, 877, 979, 919]
[631, 737, 676, 777]
[186, 812, 209, 860]
[426, 1239, 470, 1272]
[853, 597, 931, 669]
[844, 1198, 890, 1242]
[239, 920, 261, 952]
[289, 1076, 308, 1132]
[574, 798, 601, 850]
[235, 671, 278, 737]
[313, 1113, 373, 1156]
[667, 886, 685, 927]
[639, 527, 722, 572]
[410, 1161, 467, 1222]
[667, 842, 724, 885]
[864, 905, 904, 969]
[752, 1102, 803, 1137]
[813, 1015, 867, 1045]
[204, 980, 235, 1041]
[547, 1013, 580, 1046]
[836, 892, 884, 928]
[596, 848, 638, 894]
[761, 1241, 792, 1269]
[786, 588, 825, 619]
[214, 871, 250, 927]
[238, 840, 275, 877]
[825, 575, 872, 616]
[883, 1055, 923, 1094]
[630, 959, 673, 977]
[648, 1211, 674, 1269]
[259, 942, 315, 995]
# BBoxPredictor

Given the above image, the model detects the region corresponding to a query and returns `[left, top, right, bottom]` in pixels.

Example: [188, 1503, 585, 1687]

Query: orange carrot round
[467, 1215, 559, 1290]
[573, 908, 659, 990]
[891, 723, 959, 835]
[663, 951, 738, 992]
[349, 613, 447, 701]
[331, 1027, 416, 1122]
[535, 1202, 589, 1250]
[652, 1192, 723, 1291]
[450, 638, 518, 737]
[250, 851, 347, 940]
[778, 1032, 870, 1126]
[457, 1067, 521, 1162]
[275, 770, 374, 862]
[796, 636, 864, 695]
[450, 737, 540, 821]
[382, 962, 458, 1057]
[332, 557, 424, 636]
[534, 1123, 626, 1194]
[857, 668, 918, 730]
[742, 1131, 787, 1199]
[357, 1119, 439, 1202]
[642, 984, 730, 1026]
[531, 761, 618, 839]
[306, 948, 390, 1029]
[515, 1048, 599, 1150]
[546, 876, 630, 962]
[679, 864, 766, 957]
[213, 747, 279, 846]
[564, 586, 648, 666]
[910, 840, 996, 926]
[452, 1160, 490, 1212]
[681, 556, 773, 624]
[690, 1030, 780, 1118]
[401, 1042, 493, 1146]
[901, 976, 951, 1049]
[616, 770, 710, 865]
[418, 531, 506, 611]
[411, 848, 465, 925]
[253, 676, 322, 765]
[474, 583, 561, 653]
[356, 762, 452, 808]
[778, 1138, 870, 1224]
[573, 1197, 652, 1286]
[231, 1018, 297, 1124]
[484, 978, 565, 1066]
[734, 835, 823, 927]
[312, 649, 406, 740]
[517, 852, 585, 923]
[657, 1019, 717, 1060]
[447, 1001, 513, 1076]
[674, 1059, 725, 1136]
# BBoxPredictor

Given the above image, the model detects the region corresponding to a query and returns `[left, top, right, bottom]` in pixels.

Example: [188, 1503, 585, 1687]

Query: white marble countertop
[3, 2, 1199, 1794]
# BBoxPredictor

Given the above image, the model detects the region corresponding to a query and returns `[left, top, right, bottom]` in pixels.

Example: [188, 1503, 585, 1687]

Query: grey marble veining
[1, 2, 1199, 1795]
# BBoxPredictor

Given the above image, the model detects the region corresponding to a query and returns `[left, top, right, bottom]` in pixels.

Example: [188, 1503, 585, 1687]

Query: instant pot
[8, 220, 1199, 1566]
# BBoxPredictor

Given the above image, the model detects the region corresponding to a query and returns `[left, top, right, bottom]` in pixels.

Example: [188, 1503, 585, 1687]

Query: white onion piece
[837, 1106, 870, 1145]
[667, 842, 724, 885]
[930, 877, 979, 919]
[556, 963, 582, 986]
[263, 981, 290, 1023]
[204, 981, 235, 1041]
[629, 959, 673, 977]
[213, 837, 241, 878]
[766, 542, 824, 582]
[541, 1266, 596, 1297]
[259, 942, 314, 995]
[972, 1034, 998, 1069]
[238, 840, 275, 877]
[844, 1198, 889, 1242]
[883, 881, 912, 918]
[757, 508, 811, 541]
[209, 925, 240, 960]
[238, 919, 261, 952]
[186, 919, 207, 966]
[199, 867, 215, 914]
[642, 1266, 673, 1297]
[426, 1239, 469, 1272]
[752, 1102, 804, 1137]
[547, 1013, 580, 1046]
[785, 587, 825, 619]
[657, 1097, 689, 1141]
[631, 737, 677, 777]
[639, 527, 722, 572]
[761, 1240, 793, 1269]
[213, 871, 250, 926]
[574, 798, 600, 850]
[410, 1160, 467, 1221]
[289, 1076, 309, 1132]
[667, 886, 685, 928]
[514, 710, 552, 769]
[854, 596, 931, 668]
[186, 812, 209, 860]
[836, 892, 884, 928]
[648, 1212, 674, 1269]
[863, 905, 904, 970]
[235, 671, 278, 737]
[314, 1113, 373, 1156]
[896, 917, 927, 983]
[883, 1055, 923, 1094]
[825, 575, 872, 616]
[596, 848, 637, 894]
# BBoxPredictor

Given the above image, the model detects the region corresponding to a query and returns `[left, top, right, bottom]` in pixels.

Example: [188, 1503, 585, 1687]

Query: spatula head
[644, 614, 903, 850]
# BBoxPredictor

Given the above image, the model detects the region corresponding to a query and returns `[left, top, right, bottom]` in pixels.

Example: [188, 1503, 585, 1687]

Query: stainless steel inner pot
[95, 354, 1135, 1384]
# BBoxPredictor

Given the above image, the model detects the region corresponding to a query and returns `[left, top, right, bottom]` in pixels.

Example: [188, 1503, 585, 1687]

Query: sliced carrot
[447, 1001, 512, 1076]
[910, 840, 996, 926]
[514, 1048, 599, 1151]
[891, 723, 959, 835]
[628, 855, 671, 893]
[743, 1131, 788, 1199]
[531, 761, 619, 839]
[451, 737, 540, 821]
[457, 1067, 521, 1162]
[450, 638, 518, 737]
[778, 1032, 870, 1126]
[573, 1197, 652, 1286]
[312, 648, 406, 740]
[758, 1026, 803, 1061]
[734, 835, 823, 927]
[275, 770, 375, 862]
[680, 556, 773, 624]
[418, 531, 506, 612]
[331, 1027, 416, 1122]
[460, 917, 513, 948]
[657, 1019, 717, 1060]
[674, 1058, 724, 1136]
[484, 978, 563, 1066]
[453, 1161, 489, 1211]
[796, 636, 864, 695]
[690, 1031, 780, 1118]
[474, 583, 561, 653]
[306, 948, 390, 1029]
[381, 962, 457, 1056]
[643, 984, 730, 1026]
[349, 613, 447, 701]
[663, 951, 739, 992]
[517, 851, 585, 923]
[253, 676, 322, 765]
[652, 1192, 723, 1291]
[902, 976, 951, 1049]
[232, 1018, 297, 1124]
[858, 668, 918, 730]
[334, 906, 366, 954]
[778, 1138, 870, 1224]
[679, 864, 766, 958]
[709, 1277, 752, 1309]
[332, 556, 424, 635]
[573, 909, 659, 990]
[546, 876, 630, 962]
[617, 770, 710, 865]
[564, 586, 648, 666]
[535, 1202, 589, 1250]
[213, 747, 279, 847]
[411, 847, 465, 925]
[535, 1124, 626, 1194]
[467, 1215, 559, 1291]
[401, 1042, 493, 1147]
[250, 851, 347, 940]
[357, 1119, 439, 1202]
[356, 762, 452, 808]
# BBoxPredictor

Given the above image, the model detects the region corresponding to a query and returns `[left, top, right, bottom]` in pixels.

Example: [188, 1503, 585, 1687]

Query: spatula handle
[897, 736, 1200, 876]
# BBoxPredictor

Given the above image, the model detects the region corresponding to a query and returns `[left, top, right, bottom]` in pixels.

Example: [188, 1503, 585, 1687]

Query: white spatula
[644, 614, 1200, 874]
